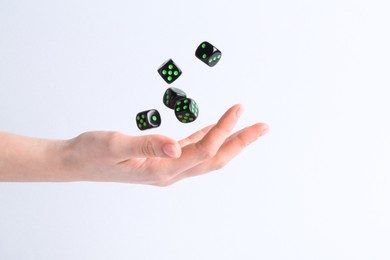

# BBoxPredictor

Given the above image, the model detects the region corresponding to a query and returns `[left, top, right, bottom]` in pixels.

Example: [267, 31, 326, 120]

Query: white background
[1, 0, 390, 259]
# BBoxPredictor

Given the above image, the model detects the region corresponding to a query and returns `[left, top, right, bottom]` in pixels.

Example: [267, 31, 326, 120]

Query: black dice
[157, 59, 182, 84]
[174, 98, 199, 123]
[163, 87, 187, 109]
[136, 109, 161, 130]
[195, 41, 222, 67]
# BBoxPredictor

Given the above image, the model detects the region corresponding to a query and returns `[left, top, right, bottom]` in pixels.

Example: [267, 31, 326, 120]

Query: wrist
[47, 138, 88, 182]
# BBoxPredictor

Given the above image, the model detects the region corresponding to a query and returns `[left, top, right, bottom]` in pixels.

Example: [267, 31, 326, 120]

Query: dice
[174, 98, 199, 123]
[136, 109, 161, 130]
[163, 88, 199, 124]
[163, 87, 187, 109]
[157, 59, 182, 84]
[195, 41, 222, 67]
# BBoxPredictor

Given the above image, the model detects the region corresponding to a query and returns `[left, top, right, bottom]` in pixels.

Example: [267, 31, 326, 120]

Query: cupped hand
[62, 104, 269, 186]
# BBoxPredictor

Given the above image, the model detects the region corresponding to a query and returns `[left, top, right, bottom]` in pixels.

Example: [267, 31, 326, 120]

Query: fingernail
[236, 105, 245, 118]
[260, 125, 270, 135]
[163, 144, 180, 158]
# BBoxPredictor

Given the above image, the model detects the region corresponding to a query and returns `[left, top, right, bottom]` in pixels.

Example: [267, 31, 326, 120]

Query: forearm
[0, 132, 70, 182]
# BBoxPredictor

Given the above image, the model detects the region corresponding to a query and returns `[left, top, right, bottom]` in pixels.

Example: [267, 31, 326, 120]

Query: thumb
[121, 135, 181, 159]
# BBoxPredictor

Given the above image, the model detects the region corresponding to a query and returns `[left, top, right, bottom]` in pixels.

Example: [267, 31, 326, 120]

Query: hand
[61, 104, 269, 186]
[0, 104, 269, 185]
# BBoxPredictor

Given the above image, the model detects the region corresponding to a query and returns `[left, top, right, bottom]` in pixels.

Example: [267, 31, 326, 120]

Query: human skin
[0, 104, 269, 186]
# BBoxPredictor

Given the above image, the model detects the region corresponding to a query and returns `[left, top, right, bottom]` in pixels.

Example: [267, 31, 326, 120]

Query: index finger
[160, 104, 244, 176]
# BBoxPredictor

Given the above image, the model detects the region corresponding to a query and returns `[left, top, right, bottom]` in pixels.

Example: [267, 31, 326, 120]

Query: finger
[166, 123, 269, 184]
[223, 121, 266, 144]
[161, 104, 244, 176]
[114, 134, 182, 160]
[178, 124, 215, 148]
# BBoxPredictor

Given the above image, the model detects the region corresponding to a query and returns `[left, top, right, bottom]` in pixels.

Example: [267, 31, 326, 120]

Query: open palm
[63, 104, 269, 186]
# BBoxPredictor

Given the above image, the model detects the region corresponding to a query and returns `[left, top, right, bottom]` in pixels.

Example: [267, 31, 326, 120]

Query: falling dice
[195, 41, 222, 67]
[163, 87, 187, 109]
[136, 109, 161, 130]
[157, 59, 182, 84]
[174, 98, 199, 123]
